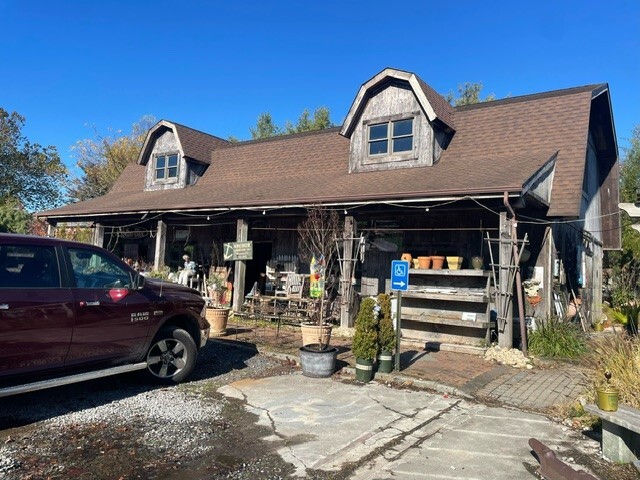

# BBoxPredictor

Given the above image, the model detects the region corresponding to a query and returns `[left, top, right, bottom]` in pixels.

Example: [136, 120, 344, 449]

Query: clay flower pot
[418, 256, 431, 269]
[431, 256, 445, 270]
[401, 253, 412, 264]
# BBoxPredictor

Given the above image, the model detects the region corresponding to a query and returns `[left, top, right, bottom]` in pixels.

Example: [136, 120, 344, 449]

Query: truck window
[68, 248, 132, 289]
[0, 245, 60, 288]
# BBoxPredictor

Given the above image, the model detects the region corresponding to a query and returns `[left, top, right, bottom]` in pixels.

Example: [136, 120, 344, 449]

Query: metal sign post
[390, 260, 409, 372]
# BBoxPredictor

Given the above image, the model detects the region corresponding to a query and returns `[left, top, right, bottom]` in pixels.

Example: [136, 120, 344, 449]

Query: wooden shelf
[403, 289, 488, 303]
[400, 267, 492, 346]
[409, 268, 489, 277]
[402, 312, 489, 329]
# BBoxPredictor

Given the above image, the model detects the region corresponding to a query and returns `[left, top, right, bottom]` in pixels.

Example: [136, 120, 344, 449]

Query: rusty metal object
[529, 438, 599, 480]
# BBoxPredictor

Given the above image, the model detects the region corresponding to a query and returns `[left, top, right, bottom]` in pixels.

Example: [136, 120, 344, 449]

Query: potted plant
[206, 269, 230, 337]
[377, 293, 395, 373]
[353, 297, 379, 382]
[297, 206, 340, 377]
[596, 371, 619, 412]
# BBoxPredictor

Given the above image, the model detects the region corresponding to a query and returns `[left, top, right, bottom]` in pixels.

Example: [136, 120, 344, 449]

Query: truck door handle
[79, 301, 101, 307]
[0, 304, 8, 310]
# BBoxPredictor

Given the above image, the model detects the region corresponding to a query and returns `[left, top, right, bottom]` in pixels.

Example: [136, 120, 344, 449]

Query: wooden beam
[232, 218, 248, 313]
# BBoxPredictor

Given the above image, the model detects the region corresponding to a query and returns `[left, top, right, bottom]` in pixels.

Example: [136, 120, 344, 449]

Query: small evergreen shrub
[377, 293, 395, 353]
[352, 297, 378, 361]
[528, 317, 587, 359]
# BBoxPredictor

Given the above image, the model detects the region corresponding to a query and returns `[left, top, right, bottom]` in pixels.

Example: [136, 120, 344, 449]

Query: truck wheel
[145, 327, 197, 384]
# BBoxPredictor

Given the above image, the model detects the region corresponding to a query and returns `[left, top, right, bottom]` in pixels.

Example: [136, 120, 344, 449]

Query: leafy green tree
[604, 125, 640, 306]
[0, 198, 32, 233]
[250, 113, 281, 139]
[284, 107, 333, 134]
[620, 126, 640, 203]
[446, 82, 495, 106]
[68, 116, 156, 201]
[250, 107, 334, 140]
[0, 108, 67, 211]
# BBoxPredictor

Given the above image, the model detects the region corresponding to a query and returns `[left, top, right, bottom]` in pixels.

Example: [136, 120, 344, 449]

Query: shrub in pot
[353, 297, 378, 382]
[377, 293, 395, 373]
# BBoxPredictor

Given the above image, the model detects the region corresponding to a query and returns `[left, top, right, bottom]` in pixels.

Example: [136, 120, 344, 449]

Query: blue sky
[1, 1, 638, 178]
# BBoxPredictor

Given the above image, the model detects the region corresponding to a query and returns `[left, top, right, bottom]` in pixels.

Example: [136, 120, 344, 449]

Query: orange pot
[418, 256, 431, 269]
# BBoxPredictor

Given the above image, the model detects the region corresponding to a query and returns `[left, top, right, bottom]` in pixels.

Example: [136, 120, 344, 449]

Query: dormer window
[368, 118, 414, 156]
[154, 154, 179, 182]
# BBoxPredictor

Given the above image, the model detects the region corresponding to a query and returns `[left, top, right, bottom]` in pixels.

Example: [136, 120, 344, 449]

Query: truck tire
[145, 327, 197, 384]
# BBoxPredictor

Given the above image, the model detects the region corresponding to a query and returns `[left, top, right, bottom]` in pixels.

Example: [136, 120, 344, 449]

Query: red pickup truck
[0, 233, 210, 396]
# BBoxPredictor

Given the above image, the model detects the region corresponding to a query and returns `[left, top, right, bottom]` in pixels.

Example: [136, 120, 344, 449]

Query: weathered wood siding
[144, 130, 188, 191]
[349, 82, 435, 173]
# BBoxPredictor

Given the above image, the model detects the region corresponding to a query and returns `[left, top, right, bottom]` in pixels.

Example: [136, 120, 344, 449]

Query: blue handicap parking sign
[391, 260, 409, 291]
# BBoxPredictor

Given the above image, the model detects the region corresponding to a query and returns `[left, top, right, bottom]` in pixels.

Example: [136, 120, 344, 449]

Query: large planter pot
[446, 256, 463, 270]
[417, 256, 431, 269]
[431, 256, 445, 270]
[596, 387, 619, 412]
[299, 345, 338, 378]
[377, 350, 394, 373]
[206, 308, 229, 337]
[301, 322, 332, 346]
[355, 358, 374, 382]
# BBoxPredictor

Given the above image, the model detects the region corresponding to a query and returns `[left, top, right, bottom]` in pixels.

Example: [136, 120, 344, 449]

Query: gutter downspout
[504, 192, 528, 356]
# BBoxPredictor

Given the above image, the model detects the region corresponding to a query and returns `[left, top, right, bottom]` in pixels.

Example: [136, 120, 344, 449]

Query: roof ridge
[169, 120, 230, 144]
[454, 83, 606, 111]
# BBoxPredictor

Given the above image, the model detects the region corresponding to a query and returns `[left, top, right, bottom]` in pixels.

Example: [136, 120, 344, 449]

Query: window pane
[393, 137, 413, 153]
[168, 155, 178, 167]
[156, 156, 166, 168]
[369, 124, 388, 141]
[70, 248, 131, 289]
[393, 119, 413, 137]
[168, 167, 178, 178]
[369, 140, 388, 155]
[155, 169, 165, 180]
[1, 245, 60, 288]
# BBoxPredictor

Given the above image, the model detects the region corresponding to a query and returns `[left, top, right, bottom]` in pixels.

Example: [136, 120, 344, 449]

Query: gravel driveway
[0, 340, 299, 479]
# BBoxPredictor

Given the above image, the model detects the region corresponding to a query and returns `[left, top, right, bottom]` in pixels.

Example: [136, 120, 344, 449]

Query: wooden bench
[584, 404, 640, 463]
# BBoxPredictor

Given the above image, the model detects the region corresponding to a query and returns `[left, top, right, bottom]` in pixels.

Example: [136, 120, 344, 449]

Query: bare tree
[297, 206, 341, 330]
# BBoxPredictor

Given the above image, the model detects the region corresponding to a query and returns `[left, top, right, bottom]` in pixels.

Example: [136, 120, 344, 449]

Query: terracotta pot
[417, 256, 431, 269]
[400, 253, 412, 264]
[431, 256, 445, 270]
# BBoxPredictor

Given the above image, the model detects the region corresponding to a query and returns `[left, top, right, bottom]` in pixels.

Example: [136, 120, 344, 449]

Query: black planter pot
[299, 344, 338, 378]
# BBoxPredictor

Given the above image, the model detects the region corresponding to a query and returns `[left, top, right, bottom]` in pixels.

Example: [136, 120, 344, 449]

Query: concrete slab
[218, 373, 599, 478]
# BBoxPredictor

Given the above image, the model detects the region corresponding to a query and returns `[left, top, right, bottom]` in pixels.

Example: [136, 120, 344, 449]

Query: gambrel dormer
[138, 120, 230, 191]
[340, 68, 456, 173]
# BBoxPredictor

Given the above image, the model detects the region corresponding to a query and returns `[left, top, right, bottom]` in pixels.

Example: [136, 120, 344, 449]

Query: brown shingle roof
[40, 82, 605, 220]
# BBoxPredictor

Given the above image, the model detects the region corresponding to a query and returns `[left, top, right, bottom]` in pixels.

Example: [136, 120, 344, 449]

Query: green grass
[528, 317, 587, 359]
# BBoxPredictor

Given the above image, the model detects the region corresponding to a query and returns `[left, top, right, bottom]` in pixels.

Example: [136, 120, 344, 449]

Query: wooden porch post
[498, 212, 513, 348]
[340, 215, 355, 328]
[46, 224, 56, 237]
[93, 224, 105, 248]
[154, 220, 166, 269]
[232, 218, 248, 313]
